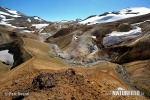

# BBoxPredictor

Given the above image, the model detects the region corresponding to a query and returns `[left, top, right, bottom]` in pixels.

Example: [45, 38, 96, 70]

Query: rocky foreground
[0, 38, 147, 100]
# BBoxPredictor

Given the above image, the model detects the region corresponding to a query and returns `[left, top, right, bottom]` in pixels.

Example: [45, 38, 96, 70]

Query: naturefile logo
[105, 87, 144, 96]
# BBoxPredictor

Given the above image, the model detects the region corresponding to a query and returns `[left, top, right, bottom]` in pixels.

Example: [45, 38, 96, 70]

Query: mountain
[0, 6, 150, 99]
[0, 6, 47, 26]
[0, 6, 56, 42]
[46, 10, 150, 99]
[0, 6, 80, 42]
[79, 7, 150, 25]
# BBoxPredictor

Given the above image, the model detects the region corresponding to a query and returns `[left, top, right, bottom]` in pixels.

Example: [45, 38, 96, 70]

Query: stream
[56, 54, 137, 91]
[50, 42, 138, 91]
[116, 64, 137, 90]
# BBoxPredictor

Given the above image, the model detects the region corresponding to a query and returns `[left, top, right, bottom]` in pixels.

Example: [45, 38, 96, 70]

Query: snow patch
[120, 7, 150, 15]
[74, 36, 78, 40]
[27, 18, 31, 22]
[0, 11, 20, 17]
[109, 26, 141, 36]
[32, 24, 49, 29]
[0, 21, 16, 28]
[7, 9, 18, 15]
[2, 18, 14, 21]
[92, 36, 96, 40]
[34, 16, 42, 21]
[0, 15, 6, 19]
[15, 27, 27, 30]
[117, 87, 125, 90]
[0, 50, 14, 67]
[0, 11, 11, 16]
[103, 26, 142, 47]
[131, 20, 150, 26]
[21, 30, 34, 33]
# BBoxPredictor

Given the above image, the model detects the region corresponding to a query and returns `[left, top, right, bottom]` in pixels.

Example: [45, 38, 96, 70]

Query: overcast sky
[1, 0, 150, 21]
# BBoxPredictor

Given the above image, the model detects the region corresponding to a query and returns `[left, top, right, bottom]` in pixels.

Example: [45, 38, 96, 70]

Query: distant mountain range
[1, 6, 150, 26]
[79, 7, 150, 25]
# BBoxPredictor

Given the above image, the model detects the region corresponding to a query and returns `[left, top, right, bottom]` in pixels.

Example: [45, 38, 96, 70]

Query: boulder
[117, 23, 131, 32]
[32, 73, 56, 89]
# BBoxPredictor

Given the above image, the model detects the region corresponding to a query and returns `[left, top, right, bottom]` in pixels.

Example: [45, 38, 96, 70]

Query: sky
[0, 0, 150, 22]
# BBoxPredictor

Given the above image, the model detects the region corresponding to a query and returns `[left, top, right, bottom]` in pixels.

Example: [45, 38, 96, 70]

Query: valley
[0, 6, 150, 99]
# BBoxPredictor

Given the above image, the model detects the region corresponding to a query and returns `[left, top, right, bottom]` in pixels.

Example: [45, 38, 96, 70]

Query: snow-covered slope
[0, 6, 47, 27]
[0, 6, 52, 38]
[0, 6, 53, 43]
[0, 6, 28, 25]
[103, 26, 142, 47]
[79, 7, 150, 25]
[0, 6, 21, 18]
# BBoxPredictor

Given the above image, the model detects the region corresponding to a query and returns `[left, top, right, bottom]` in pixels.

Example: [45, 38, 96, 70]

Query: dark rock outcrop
[32, 73, 56, 89]
[117, 23, 131, 32]
[0, 32, 32, 69]
[105, 33, 150, 64]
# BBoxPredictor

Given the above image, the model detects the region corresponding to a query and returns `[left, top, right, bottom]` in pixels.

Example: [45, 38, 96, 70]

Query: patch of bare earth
[124, 60, 150, 98]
